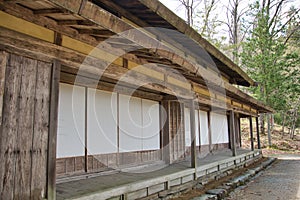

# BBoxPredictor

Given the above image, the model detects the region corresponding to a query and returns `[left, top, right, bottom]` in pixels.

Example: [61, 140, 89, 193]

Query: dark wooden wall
[161, 100, 185, 164]
[0, 52, 52, 199]
[56, 150, 162, 177]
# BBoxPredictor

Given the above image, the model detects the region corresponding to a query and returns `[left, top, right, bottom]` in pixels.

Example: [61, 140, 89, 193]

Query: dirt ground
[240, 120, 300, 155]
[226, 154, 300, 200]
[227, 124, 300, 200]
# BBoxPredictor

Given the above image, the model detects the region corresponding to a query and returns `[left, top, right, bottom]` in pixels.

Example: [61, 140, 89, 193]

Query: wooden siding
[0, 52, 52, 199]
[56, 150, 162, 177]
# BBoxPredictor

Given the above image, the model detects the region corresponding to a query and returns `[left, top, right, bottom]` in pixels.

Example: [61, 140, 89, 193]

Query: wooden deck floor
[56, 149, 254, 200]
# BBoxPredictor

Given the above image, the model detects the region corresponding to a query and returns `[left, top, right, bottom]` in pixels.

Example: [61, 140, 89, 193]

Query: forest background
[160, 0, 300, 141]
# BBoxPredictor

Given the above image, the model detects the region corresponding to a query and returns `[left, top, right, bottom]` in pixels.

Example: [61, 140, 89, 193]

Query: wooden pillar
[47, 60, 60, 200]
[229, 110, 236, 156]
[161, 100, 170, 164]
[256, 117, 261, 149]
[84, 87, 88, 172]
[207, 111, 212, 153]
[249, 116, 254, 151]
[238, 117, 242, 147]
[189, 100, 197, 168]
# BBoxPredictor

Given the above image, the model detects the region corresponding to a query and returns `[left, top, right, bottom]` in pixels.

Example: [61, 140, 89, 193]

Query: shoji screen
[141, 99, 160, 150]
[200, 111, 209, 145]
[119, 95, 160, 152]
[184, 108, 200, 146]
[184, 108, 191, 147]
[195, 110, 200, 146]
[57, 83, 85, 158]
[119, 95, 143, 152]
[87, 89, 118, 154]
[211, 112, 229, 144]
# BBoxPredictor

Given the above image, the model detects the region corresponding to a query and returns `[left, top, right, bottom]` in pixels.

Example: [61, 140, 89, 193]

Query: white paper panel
[200, 111, 209, 145]
[141, 99, 160, 150]
[87, 89, 118, 154]
[119, 95, 143, 152]
[195, 110, 200, 146]
[211, 112, 229, 144]
[184, 108, 191, 147]
[57, 83, 85, 158]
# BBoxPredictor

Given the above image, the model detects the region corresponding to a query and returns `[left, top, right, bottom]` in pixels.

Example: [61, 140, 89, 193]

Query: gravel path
[227, 154, 300, 200]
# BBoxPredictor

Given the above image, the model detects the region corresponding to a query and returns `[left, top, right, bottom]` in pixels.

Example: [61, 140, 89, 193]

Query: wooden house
[0, 0, 273, 199]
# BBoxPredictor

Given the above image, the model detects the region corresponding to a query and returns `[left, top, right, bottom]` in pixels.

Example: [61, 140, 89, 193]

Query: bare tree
[199, 0, 219, 36]
[222, 0, 249, 64]
[178, 0, 202, 25]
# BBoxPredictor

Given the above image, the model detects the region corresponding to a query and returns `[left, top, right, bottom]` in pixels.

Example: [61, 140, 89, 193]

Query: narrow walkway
[56, 149, 251, 199]
[227, 154, 300, 200]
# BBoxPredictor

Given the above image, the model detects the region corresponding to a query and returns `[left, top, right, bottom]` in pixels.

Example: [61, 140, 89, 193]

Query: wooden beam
[33, 8, 63, 15]
[60, 71, 163, 101]
[47, 60, 60, 200]
[0, 2, 123, 56]
[189, 99, 197, 168]
[249, 116, 254, 151]
[137, 0, 255, 87]
[256, 117, 261, 149]
[229, 110, 237, 156]
[0, 10, 54, 43]
[77, 29, 115, 37]
[57, 20, 95, 26]
[0, 27, 193, 100]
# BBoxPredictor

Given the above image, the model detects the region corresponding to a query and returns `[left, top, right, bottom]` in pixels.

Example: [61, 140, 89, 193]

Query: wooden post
[189, 100, 197, 168]
[161, 100, 170, 164]
[84, 87, 88, 172]
[229, 110, 236, 156]
[238, 117, 242, 147]
[47, 60, 60, 200]
[256, 117, 261, 149]
[249, 116, 254, 151]
[207, 111, 212, 153]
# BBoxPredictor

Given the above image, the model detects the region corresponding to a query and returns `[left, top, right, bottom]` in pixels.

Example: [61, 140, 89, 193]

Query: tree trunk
[290, 109, 298, 139]
[271, 114, 274, 132]
[281, 112, 286, 138]
[267, 113, 272, 147]
[260, 114, 265, 135]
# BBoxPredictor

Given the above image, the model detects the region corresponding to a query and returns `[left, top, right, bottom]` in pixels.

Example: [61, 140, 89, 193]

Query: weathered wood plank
[189, 100, 197, 168]
[14, 55, 37, 200]
[30, 60, 52, 199]
[229, 111, 237, 156]
[47, 60, 61, 200]
[0, 53, 22, 199]
[0, 51, 7, 126]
